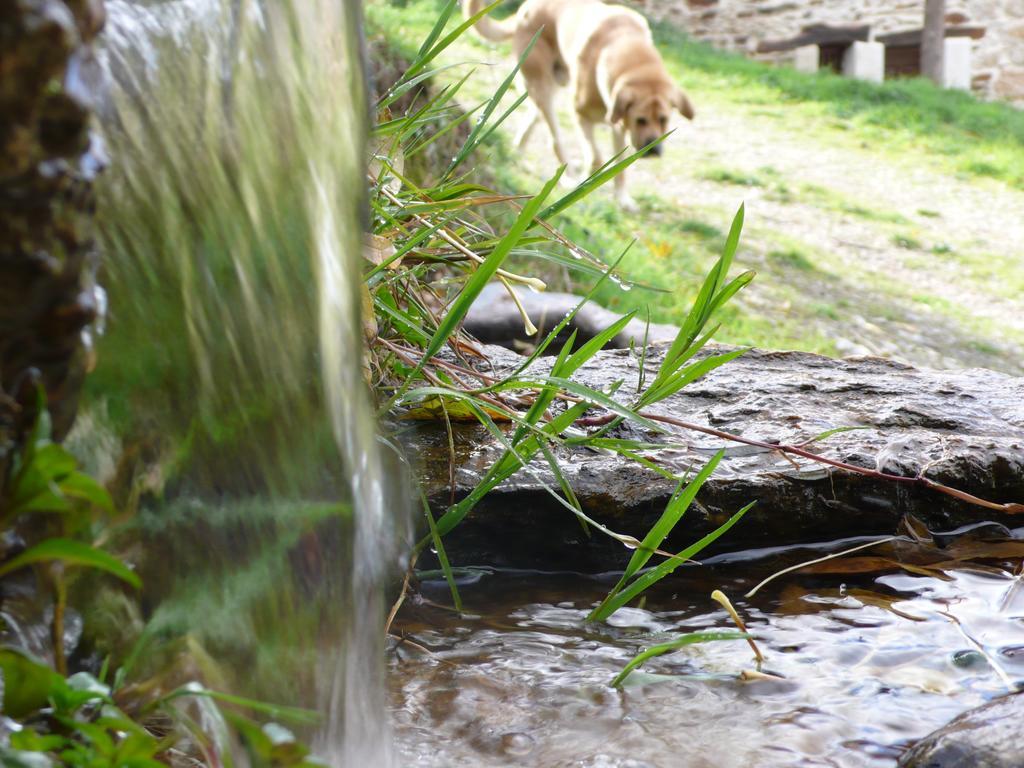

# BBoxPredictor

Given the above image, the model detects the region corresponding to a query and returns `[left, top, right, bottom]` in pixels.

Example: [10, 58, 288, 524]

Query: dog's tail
[462, 0, 517, 42]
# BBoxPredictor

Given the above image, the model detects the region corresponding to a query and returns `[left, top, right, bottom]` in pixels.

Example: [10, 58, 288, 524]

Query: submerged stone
[899, 692, 1024, 768]
[404, 344, 1024, 570]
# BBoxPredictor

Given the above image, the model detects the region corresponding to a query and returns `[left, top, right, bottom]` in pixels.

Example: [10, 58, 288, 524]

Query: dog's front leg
[575, 116, 603, 175]
[515, 104, 542, 150]
[611, 126, 637, 212]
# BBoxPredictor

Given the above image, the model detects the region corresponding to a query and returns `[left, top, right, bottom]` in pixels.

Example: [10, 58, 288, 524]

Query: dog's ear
[674, 88, 695, 121]
[608, 86, 635, 124]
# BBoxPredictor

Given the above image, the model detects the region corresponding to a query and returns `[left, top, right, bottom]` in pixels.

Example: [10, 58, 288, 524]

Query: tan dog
[464, 0, 694, 208]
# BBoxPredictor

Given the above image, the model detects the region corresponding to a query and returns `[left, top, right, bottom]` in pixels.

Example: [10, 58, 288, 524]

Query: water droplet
[500, 732, 534, 756]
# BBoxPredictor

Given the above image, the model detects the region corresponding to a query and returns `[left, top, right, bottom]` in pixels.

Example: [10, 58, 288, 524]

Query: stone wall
[634, 0, 1024, 102]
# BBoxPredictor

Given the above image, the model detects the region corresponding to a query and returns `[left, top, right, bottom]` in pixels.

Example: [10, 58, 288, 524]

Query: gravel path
[630, 104, 1024, 371]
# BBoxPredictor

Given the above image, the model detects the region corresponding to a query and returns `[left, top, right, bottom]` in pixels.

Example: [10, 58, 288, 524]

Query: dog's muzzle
[638, 139, 663, 157]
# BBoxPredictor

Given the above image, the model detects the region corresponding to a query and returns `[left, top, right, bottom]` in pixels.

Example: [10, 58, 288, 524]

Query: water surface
[391, 531, 1024, 767]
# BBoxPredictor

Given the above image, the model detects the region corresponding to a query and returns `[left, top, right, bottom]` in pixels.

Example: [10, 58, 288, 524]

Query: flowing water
[87, 1, 407, 763]
[390, 529, 1024, 767]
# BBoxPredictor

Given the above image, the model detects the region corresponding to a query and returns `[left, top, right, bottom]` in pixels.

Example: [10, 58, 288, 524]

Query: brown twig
[385, 554, 416, 637]
[631, 410, 1024, 515]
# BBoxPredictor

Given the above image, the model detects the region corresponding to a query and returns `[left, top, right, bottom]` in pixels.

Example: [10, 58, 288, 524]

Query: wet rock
[404, 344, 1024, 569]
[464, 283, 681, 353]
[898, 692, 1024, 768]
[1, 0, 107, 474]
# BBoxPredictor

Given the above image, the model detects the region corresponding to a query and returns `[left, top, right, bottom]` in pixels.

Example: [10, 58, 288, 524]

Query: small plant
[1, 392, 136, 676]
[0, 647, 321, 767]
[1, 398, 322, 766]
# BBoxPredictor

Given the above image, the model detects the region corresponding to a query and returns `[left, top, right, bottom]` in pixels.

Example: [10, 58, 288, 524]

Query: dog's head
[609, 83, 695, 156]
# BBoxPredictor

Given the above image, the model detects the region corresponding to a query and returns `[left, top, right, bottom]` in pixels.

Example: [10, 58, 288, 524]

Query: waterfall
[95, 1, 405, 763]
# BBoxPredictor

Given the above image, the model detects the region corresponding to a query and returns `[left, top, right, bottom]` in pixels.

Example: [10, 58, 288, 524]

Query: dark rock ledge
[404, 343, 1024, 570]
[899, 692, 1024, 768]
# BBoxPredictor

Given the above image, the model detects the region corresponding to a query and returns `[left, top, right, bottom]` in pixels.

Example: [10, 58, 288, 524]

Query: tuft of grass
[892, 234, 923, 250]
[767, 248, 814, 272]
[701, 166, 768, 187]
[796, 183, 907, 224]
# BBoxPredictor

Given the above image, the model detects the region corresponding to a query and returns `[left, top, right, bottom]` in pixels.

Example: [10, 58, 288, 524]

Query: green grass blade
[416, 168, 562, 367]
[430, 400, 593, 538]
[509, 247, 631, 375]
[716, 203, 745, 293]
[589, 502, 755, 621]
[619, 450, 724, 583]
[413, 0, 456, 62]
[162, 684, 320, 725]
[522, 376, 664, 433]
[640, 347, 748, 408]
[654, 204, 747, 382]
[511, 329, 577, 443]
[538, 441, 590, 537]
[610, 631, 747, 687]
[420, 487, 462, 611]
[444, 31, 540, 177]
[561, 311, 637, 376]
[538, 133, 671, 220]
[379, 63, 469, 112]
[405, 0, 502, 83]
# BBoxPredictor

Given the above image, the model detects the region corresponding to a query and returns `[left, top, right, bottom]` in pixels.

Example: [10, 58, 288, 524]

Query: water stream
[89, 1, 406, 763]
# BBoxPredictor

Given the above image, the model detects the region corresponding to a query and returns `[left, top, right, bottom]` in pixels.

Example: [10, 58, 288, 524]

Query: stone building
[635, 0, 1024, 102]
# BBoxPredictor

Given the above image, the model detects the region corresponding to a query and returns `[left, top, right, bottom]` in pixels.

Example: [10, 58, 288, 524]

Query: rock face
[406, 343, 1024, 569]
[0, 0, 107, 479]
[464, 282, 681, 353]
[899, 692, 1024, 768]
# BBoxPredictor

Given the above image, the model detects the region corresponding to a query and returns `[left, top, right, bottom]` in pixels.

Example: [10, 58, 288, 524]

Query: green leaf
[508, 248, 632, 373]
[0, 539, 141, 589]
[9, 732, 68, 754]
[0, 747, 56, 768]
[653, 205, 747, 387]
[399, 0, 500, 87]
[522, 376, 663, 434]
[430, 400, 592, 539]
[28, 443, 77, 481]
[611, 631, 748, 687]
[640, 347, 749, 408]
[0, 648, 61, 719]
[49, 672, 113, 715]
[56, 716, 115, 755]
[561, 311, 637, 376]
[591, 452, 725, 622]
[58, 471, 115, 515]
[6, 488, 71, 517]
